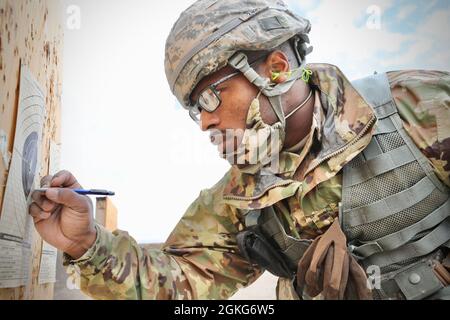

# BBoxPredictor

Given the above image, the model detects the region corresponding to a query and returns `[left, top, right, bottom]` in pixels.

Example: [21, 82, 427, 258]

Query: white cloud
[397, 4, 416, 20]
[418, 9, 450, 43]
[379, 38, 433, 67]
[294, 0, 414, 79]
[288, 0, 450, 78]
[380, 7, 450, 70]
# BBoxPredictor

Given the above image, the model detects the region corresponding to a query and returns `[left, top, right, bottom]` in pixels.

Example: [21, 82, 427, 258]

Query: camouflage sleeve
[388, 70, 450, 187]
[63, 174, 262, 300]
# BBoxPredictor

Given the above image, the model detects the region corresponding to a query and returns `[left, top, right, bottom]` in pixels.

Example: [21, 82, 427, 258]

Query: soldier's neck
[282, 80, 315, 150]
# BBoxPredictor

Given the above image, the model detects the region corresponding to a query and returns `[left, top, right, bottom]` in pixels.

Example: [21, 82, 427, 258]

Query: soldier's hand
[29, 170, 97, 259]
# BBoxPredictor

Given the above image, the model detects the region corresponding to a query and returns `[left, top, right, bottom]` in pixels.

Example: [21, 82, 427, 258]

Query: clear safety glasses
[188, 71, 240, 123]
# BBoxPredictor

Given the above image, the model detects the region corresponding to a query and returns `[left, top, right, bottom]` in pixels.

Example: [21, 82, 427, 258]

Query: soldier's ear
[265, 51, 290, 83]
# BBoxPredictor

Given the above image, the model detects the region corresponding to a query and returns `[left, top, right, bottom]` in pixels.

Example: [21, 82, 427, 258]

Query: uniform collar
[223, 63, 377, 207]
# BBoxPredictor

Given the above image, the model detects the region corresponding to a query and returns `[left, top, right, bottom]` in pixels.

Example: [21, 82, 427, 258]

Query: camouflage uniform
[63, 64, 450, 300]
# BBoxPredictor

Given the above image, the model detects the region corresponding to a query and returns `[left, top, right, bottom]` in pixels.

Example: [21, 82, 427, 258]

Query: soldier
[29, 0, 450, 300]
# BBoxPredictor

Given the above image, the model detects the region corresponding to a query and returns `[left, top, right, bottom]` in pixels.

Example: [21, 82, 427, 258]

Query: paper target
[0, 65, 46, 288]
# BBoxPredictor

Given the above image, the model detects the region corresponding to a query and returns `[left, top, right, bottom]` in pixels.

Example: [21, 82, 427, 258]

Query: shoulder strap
[351, 73, 392, 112]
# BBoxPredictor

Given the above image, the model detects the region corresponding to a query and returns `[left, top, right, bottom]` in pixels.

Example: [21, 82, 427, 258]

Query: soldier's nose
[200, 110, 220, 131]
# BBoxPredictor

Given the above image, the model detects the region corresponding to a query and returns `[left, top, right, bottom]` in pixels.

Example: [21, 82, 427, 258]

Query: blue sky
[286, 0, 450, 79]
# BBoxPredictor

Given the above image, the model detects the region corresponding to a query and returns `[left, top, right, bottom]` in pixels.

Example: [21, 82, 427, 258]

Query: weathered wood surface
[0, 0, 63, 300]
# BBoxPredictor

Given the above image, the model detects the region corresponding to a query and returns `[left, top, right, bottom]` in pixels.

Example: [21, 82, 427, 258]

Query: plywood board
[0, 0, 63, 299]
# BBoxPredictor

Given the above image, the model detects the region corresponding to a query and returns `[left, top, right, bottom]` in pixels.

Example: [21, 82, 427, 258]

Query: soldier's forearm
[62, 225, 191, 299]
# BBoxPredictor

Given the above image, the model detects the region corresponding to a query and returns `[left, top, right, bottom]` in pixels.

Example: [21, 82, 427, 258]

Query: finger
[50, 170, 81, 188]
[40, 175, 53, 187]
[32, 189, 45, 202]
[32, 175, 54, 205]
[29, 202, 43, 218]
[39, 198, 58, 212]
[45, 187, 91, 212]
[29, 202, 52, 222]
[30, 192, 58, 212]
[32, 181, 59, 211]
[39, 211, 52, 220]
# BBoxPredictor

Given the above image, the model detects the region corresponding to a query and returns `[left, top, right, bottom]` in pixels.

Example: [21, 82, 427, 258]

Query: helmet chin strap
[228, 52, 306, 128]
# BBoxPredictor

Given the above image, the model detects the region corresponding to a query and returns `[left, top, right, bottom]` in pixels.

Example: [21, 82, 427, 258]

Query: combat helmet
[165, 0, 312, 125]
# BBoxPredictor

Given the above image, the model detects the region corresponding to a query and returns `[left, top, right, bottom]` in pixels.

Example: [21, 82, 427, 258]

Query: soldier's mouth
[209, 134, 222, 145]
[209, 132, 239, 154]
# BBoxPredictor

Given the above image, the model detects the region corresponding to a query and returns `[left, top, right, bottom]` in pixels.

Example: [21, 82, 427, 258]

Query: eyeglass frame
[188, 71, 241, 123]
[187, 53, 270, 123]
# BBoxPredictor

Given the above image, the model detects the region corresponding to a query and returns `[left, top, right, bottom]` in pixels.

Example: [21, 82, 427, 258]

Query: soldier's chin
[219, 150, 253, 167]
[219, 149, 237, 163]
[219, 149, 245, 166]
[218, 139, 236, 156]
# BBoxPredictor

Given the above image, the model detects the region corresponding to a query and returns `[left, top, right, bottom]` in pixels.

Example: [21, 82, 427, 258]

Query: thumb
[45, 188, 91, 213]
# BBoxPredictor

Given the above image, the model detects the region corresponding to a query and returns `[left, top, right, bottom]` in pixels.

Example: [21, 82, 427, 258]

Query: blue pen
[34, 188, 115, 196]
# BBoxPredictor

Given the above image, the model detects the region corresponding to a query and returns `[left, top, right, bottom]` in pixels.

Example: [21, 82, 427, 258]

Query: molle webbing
[342, 73, 450, 300]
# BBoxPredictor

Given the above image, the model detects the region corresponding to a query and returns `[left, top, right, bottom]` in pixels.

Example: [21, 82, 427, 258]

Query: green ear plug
[271, 68, 312, 83]
[301, 68, 313, 83]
